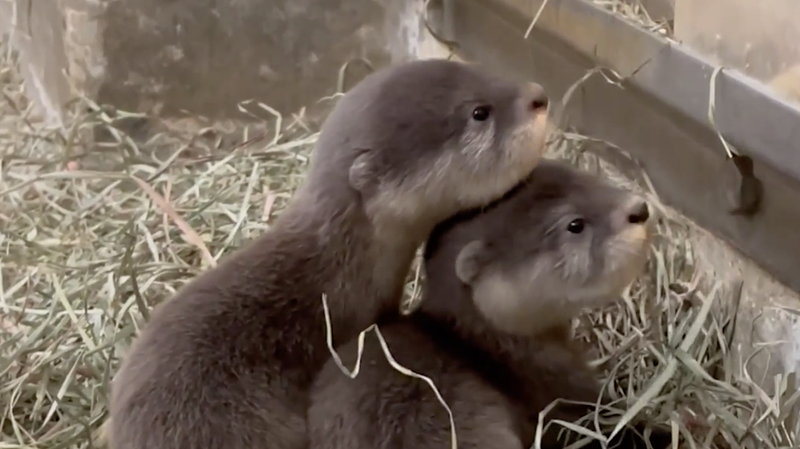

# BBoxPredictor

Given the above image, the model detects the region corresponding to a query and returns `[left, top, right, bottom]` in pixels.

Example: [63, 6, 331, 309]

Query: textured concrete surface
[0, 0, 73, 126]
[0, 0, 454, 128]
[636, 0, 674, 22]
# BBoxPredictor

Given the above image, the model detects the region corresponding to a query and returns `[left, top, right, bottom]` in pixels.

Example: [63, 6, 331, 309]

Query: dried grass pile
[0, 34, 796, 449]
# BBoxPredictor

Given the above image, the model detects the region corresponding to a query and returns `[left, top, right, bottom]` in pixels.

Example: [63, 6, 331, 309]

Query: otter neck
[282, 186, 421, 352]
[417, 278, 574, 363]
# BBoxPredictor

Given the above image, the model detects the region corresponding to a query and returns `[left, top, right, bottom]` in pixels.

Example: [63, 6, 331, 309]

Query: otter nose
[525, 82, 549, 112]
[627, 201, 650, 224]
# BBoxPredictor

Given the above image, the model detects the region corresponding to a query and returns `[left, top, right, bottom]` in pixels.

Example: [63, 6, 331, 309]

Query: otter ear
[455, 240, 487, 285]
[349, 150, 377, 195]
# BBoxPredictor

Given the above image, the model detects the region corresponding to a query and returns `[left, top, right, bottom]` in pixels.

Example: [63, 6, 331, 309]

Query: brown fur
[108, 59, 550, 449]
[308, 159, 673, 449]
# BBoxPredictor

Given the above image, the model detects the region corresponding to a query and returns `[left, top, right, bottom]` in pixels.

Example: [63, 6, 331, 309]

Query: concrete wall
[0, 0, 453, 128]
[675, 0, 800, 84]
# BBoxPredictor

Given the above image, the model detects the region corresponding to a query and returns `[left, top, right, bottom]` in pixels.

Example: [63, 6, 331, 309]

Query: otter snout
[523, 82, 549, 114]
[615, 196, 651, 230]
[626, 200, 650, 224]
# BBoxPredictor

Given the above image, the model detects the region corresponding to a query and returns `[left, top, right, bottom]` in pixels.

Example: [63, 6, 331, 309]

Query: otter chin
[462, 167, 652, 337]
[308, 159, 673, 449]
[107, 58, 551, 449]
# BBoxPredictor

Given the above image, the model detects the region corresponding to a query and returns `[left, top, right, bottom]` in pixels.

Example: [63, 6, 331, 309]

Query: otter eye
[566, 218, 585, 234]
[472, 106, 491, 121]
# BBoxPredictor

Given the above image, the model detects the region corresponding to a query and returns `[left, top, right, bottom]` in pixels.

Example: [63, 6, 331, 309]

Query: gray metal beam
[428, 0, 800, 293]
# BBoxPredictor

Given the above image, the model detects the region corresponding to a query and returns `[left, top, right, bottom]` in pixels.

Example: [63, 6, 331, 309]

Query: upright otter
[308, 159, 672, 449]
[108, 59, 550, 449]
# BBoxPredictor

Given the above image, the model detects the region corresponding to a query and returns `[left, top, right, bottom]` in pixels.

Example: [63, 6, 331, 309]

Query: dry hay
[521, 0, 672, 42]
[592, 0, 672, 37]
[0, 40, 797, 449]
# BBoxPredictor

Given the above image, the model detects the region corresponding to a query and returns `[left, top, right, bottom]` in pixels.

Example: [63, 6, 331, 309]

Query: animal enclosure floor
[0, 37, 795, 449]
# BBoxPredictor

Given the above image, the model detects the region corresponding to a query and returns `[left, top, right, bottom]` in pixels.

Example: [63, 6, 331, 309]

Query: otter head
[424, 159, 651, 337]
[304, 59, 550, 240]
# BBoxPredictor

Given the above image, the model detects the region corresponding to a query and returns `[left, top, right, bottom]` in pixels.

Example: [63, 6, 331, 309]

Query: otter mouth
[562, 226, 650, 311]
[505, 114, 550, 176]
[594, 228, 651, 301]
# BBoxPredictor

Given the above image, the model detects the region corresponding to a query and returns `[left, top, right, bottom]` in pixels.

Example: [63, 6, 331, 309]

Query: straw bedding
[1, 23, 797, 449]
